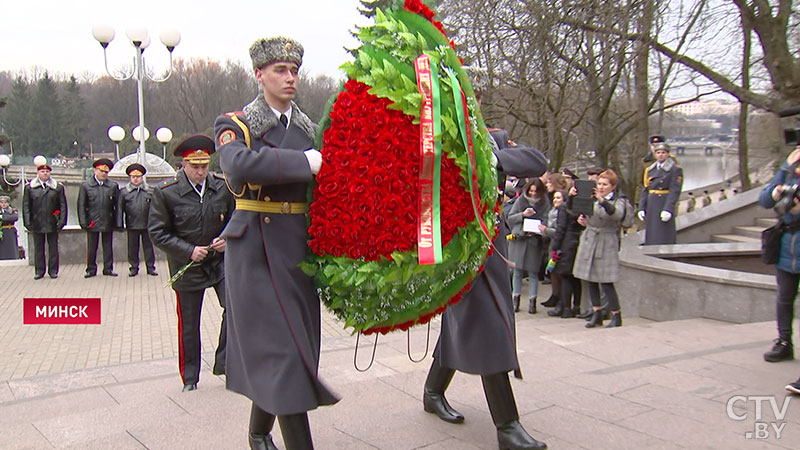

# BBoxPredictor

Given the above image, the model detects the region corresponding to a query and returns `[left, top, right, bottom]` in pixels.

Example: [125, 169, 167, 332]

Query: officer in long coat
[0, 195, 20, 260]
[149, 135, 233, 392]
[78, 158, 119, 277]
[214, 36, 338, 450]
[638, 141, 683, 245]
[23, 162, 67, 279]
[116, 163, 158, 276]
[422, 66, 548, 450]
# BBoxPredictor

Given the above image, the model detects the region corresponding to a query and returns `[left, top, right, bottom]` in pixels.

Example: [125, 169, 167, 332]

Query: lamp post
[107, 125, 125, 161]
[92, 25, 179, 179]
[0, 154, 23, 187]
[156, 127, 173, 160]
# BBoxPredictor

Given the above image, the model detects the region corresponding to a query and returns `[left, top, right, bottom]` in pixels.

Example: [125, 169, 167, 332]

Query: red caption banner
[23, 298, 101, 324]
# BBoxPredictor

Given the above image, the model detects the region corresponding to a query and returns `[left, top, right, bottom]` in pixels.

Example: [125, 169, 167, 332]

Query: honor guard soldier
[638, 140, 683, 245]
[148, 135, 233, 392]
[78, 158, 119, 277]
[116, 163, 158, 276]
[0, 195, 20, 260]
[23, 160, 67, 279]
[215, 35, 339, 450]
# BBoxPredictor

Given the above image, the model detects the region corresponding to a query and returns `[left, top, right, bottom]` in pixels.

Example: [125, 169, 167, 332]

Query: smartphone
[573, 179, 596, 216]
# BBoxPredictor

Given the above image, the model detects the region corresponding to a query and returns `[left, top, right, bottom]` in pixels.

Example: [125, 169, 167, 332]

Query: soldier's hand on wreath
[190, 246, 209, 262]
[209, 237, 226, 253]
[660, 211, 672, 222]
[304, 149, 322, 175]
[637, 210, 646, 221]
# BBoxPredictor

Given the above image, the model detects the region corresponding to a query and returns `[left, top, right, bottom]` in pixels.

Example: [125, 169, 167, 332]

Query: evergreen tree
[29, 72, 65, 157]
[0, 97, 8, 148]
[61, 76, 88, 158]
[3, 77, 33, 156]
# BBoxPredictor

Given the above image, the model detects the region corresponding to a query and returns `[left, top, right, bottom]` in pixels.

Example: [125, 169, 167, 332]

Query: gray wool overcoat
[572, 194, 625, 283]
[215, 95, 338, 416]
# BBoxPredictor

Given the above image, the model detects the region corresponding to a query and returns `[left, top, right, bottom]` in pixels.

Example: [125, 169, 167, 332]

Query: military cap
[653, 142, 670, 152]
[174, 134, 215, 165]
[249, 36, 304, 69]
[586, 166, 604, 176]
[92, 158, 114, 172]
[126, 163, 147, 176]
[649, 135, 666, 144]
[463, 65, 488, 94]
[37, 164, 52, 172]
[560, 167, 578, 180]
[0, 195, 10, 202]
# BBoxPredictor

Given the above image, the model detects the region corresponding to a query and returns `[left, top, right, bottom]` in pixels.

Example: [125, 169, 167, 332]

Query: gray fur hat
[463, 65, 488, 94]
[249, 36, 304, 69]
[0, 195, 10, 202]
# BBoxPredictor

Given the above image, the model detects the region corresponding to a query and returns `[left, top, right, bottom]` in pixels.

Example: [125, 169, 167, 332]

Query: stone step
[710, 233, 759, 243]
[731, 225, 766, 239]
[754, 217, 779, 228]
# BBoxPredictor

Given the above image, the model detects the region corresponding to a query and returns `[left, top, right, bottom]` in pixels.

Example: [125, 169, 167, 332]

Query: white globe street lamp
[156, 127, 173, 160]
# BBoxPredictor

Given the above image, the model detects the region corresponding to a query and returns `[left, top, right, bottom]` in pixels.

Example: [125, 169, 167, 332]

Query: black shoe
[497, 420, 548, 450]
[512, 295, 520, 313]
[248, 432, 278, 450]
[182, 383, 197, 392]
[423, 391, 465, 424]
[147, 270, 159, 276]
[49, 273, 58, 279]
[560, 308, 576, 319]
[103, 271, 118, 277]
[212, 363, 225, 376]
[605, 312, 622, 328]
[84, 272, 96, 278]
[34, 274, 44, 280]
[786, 378, 800, 395]
[547, 304, 564, 316]
[576, 310, 593, 319]
[540, 295, 559, 307]
[129, 269, 138, 277]
[764, 339, 794, 362]
[585, 310, 604, 328]
[528, 297, 537, 314]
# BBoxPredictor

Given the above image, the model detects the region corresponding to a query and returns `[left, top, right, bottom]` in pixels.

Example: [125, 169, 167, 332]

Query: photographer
[759, 147, 800, 364]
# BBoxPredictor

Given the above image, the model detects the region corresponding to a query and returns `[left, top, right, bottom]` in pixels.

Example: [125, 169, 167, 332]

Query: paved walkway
[1, 261, 799, 449]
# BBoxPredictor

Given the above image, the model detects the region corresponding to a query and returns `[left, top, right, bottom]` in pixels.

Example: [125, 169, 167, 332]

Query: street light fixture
[156, 127, 173, 160]
[0, 154, 23, 186]
[92, 24, 179, 178]
[107, 125, 125, 161]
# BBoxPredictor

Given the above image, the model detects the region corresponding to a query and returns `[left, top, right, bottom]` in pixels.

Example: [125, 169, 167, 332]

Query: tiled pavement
[1, 259, 799, 449]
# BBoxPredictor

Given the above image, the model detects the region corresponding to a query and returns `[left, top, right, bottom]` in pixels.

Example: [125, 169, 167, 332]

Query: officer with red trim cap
[23, 159, 67, 279]
[148, 134, 234, 392]
[116, 163, 158, 277]
[78, 158, 119, 277]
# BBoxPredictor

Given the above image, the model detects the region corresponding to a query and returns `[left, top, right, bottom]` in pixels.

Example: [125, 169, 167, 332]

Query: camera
[774, 183, 800, 214]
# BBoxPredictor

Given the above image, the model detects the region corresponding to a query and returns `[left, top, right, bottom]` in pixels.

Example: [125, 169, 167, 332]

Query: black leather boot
[423, 359, 465, 423]
[585, 309, 604, 328]
[560, 307, 576, 319]
[249, 404, 277, 450]
[482, 373, 547, 450]
[576, 309, 593, 319]
[540, 294, 558, 307]
[278, 413, 314, 450]
[528, 297, 537, 314]
[546, 303, 563, 316]
[512, 295, 521, 313]
[605, 311, 622, 328]
[764, 339, 794, 362]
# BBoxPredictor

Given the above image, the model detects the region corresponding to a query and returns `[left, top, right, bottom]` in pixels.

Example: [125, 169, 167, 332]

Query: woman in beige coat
[571, 170, 625, 328]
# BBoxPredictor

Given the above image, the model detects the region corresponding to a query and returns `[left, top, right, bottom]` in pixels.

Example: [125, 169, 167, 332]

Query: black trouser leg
[572, 276, 582, 310]
[127, 231, 140, 272]
[212, 280, 227, 373]
[46, 232, 59, 276]
[599, 282, 620, 311]
[423, 358, 464, 423]
[777, 269, 800, 342]
[86, 232, 99, 274]
[101, 231, 113, 273]
[175, 289, 204, 385]
[32, 233, 46, 277]
[560, 275, 575, 309]
[141, 231, 156, 272]
[249, 403, 278, 450]
[278, 413, 314, 450]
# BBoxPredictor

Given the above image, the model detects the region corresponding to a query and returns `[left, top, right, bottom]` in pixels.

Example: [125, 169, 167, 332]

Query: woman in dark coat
[545, 190, 584, 317]
[0, 195, 19, 260]
[506, 179, 550, 313]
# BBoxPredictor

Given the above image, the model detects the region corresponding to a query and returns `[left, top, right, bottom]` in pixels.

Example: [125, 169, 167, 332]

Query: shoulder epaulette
[159, 178, 179, 189]
[211, 172, 225, 181]
[225, 111, 245, 118]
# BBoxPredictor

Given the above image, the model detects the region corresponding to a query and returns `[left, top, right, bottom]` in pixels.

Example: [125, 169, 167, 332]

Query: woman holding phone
[571, 170, 626, 328]
[507, 178, 550, 313]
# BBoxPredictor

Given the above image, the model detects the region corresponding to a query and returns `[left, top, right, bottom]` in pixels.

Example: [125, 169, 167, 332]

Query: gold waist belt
[235, 199, 307, 214]
[1, 224, 14, 229]
[649, 189, 670, 195]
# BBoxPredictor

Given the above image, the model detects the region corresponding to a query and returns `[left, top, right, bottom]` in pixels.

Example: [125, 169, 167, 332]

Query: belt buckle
[281, 202, 291, 214]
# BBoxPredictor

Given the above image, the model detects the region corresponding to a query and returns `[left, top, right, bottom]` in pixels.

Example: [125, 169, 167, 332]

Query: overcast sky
[1, 0, 368, 79]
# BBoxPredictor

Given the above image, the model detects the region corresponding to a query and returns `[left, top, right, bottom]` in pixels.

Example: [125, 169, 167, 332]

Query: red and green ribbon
[414, 54, 443, 265]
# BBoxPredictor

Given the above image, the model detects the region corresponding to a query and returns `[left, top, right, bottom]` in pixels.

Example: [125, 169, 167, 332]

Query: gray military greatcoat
[572, 194, 625, 283]
[434, 130, 547, 375]
[215, 95, 338, 415]
[639, 157, 683, 245]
